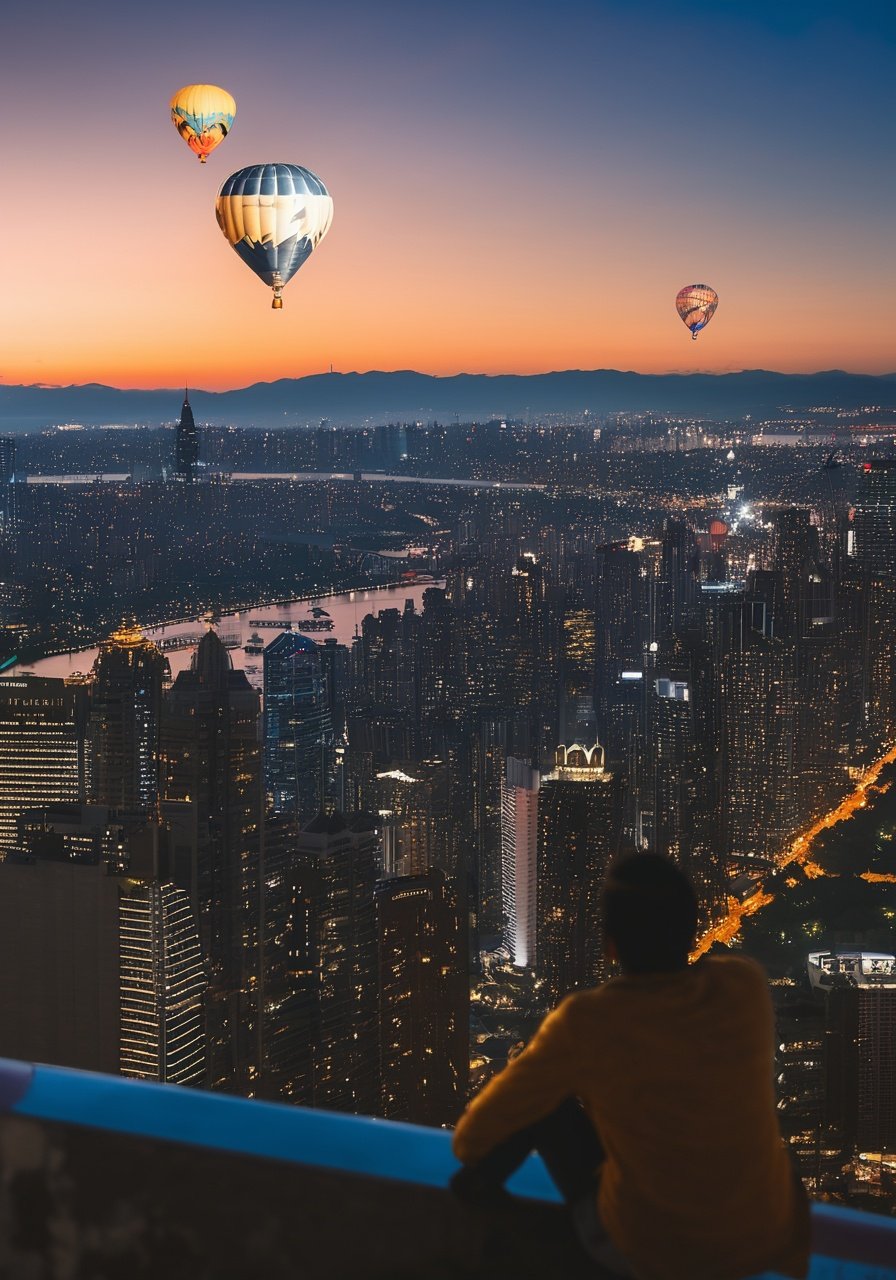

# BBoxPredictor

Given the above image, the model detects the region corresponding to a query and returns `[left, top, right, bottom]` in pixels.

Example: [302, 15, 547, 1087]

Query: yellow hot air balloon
[170, 84, 236, 163]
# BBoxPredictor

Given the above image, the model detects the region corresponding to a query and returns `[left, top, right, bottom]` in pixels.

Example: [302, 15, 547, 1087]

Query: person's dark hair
[601, 853, 698, 974]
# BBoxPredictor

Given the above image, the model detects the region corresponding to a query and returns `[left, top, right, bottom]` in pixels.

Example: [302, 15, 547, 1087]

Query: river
[23, 580, 445, 691]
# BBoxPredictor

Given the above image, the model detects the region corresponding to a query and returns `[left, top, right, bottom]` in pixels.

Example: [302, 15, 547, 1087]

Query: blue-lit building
[263, 632, 334, 822]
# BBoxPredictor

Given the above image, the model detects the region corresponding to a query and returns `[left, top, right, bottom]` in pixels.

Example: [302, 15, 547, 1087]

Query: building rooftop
[0, 1057, 892, 1279]
[808, 950, 896, 990]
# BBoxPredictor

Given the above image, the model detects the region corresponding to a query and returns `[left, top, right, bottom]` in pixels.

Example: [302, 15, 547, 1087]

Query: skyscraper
[642, 668, 722, 919]
[257, 815, 320, 1105]
[0, 846, 205, 1087]
[0, 856, 120, 1073]
[174, 389, 199, 483]
[772, 508, 822, 640]
[295, 811, 380, 1115]
[537, 741, 622, 1004]
[89, 620, 170, 819]
[720, 639, 796, 866]
[264, 631, 334, 823]
[372, 760, 449, 878]
[160, 630, 261, 1091]
[811, 951, 896, 1163]
[500, 756, 539, 968]
[376, 868, 469, 1126]
[0, 436, 16, 551]
[853, 460, 896, 579]
[0, 674, 89, 856]
[118, 878, 206, 1085]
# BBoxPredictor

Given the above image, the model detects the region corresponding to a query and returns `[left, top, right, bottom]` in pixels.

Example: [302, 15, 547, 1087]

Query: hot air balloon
[675, 284, 718, 340]
[170, 84, 236, 163]
[215, 163, 333, 309]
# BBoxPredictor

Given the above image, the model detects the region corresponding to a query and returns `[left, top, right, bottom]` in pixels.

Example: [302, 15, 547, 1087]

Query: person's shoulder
[701, 952, 769, 993]
[553, 982, 621, 1029]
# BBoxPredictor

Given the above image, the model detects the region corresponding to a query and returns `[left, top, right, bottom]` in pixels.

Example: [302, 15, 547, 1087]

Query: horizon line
[4, 366, 896, 396]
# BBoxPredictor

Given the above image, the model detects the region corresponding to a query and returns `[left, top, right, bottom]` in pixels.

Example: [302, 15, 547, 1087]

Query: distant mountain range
[2, 369, 896, 430]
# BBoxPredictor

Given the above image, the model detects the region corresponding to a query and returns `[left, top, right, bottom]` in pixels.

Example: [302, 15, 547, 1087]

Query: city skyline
[2, 0, 896, 390]
[1, 0, 896, 1244]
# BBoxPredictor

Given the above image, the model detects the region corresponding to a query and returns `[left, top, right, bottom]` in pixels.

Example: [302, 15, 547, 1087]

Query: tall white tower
[501, 757, 540, 968]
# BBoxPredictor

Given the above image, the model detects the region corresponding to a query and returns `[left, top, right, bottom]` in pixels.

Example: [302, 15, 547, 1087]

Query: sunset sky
[2, 0, 895, 390]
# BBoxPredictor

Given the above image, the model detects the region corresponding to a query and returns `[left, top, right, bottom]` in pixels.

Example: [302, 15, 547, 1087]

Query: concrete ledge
[0, 1112, 594, 1280]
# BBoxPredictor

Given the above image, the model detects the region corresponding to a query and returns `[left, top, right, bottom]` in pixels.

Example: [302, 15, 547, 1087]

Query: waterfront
[23, 580, 444, 689]
[24, 472, 544, 492]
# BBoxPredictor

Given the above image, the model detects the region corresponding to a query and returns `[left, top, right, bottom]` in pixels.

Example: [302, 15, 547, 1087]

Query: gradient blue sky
[1, 0, 894, 387]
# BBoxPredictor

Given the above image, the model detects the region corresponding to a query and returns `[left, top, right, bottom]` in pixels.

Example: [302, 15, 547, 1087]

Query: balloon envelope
[676, 284, 718, 340]
[215, 163, 333, 308]
[170, 84, 236, 163]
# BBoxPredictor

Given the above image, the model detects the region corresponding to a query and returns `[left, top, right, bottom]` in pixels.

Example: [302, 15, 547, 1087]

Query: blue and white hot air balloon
[215, 163, 333, 309]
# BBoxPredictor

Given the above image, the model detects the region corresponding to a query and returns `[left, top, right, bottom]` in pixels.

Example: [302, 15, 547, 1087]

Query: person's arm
[453, 997, 581, 1165]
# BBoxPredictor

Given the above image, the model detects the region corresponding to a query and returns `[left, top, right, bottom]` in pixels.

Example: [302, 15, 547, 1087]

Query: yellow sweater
[453, 956, 809, 1280]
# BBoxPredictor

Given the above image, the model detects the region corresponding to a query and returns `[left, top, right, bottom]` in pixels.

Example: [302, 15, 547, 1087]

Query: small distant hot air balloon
[676, 284, 718, 340]
[215, 163, 333, 309]
[170, 84, 236, 163]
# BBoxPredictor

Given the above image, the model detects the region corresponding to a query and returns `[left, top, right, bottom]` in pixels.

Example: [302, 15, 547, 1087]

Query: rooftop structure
[808, 951, 896, 991]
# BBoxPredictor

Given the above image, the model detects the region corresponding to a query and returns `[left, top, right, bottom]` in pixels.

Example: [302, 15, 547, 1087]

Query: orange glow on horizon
[3, 119, 895, 392]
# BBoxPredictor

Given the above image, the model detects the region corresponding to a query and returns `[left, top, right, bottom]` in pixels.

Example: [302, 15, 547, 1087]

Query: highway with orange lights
[693, 740, 896, 959]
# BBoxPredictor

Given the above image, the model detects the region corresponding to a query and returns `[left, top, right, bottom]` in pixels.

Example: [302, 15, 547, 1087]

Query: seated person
[452, 854, 809, 1280]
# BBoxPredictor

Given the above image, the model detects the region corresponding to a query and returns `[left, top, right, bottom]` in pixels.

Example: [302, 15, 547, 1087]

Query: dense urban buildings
[0, 405, 893, 1214]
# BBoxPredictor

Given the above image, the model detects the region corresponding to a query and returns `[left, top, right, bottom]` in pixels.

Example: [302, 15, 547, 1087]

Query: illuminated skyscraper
[174, 389, 199, 483]
[373, 760, 449, 878]
[119, 879, 206, 1085]
[472, 712, 523, 941]
[720, 640, 796, 866]
[500, 757, 539, 968]
[376, 868, 468, 1125]
[264, 631, 334, 823]
[160, 630, 261, 1092]
[537, 742, 622, 1004]
[0, 674, 89, 856]
[854, 460, 896, 579]
[812, 952, 896, 1176]
[89, 621, 170, 819]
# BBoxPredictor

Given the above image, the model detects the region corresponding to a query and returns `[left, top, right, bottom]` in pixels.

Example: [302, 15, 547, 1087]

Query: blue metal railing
[1, 1058, 894, 1278]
